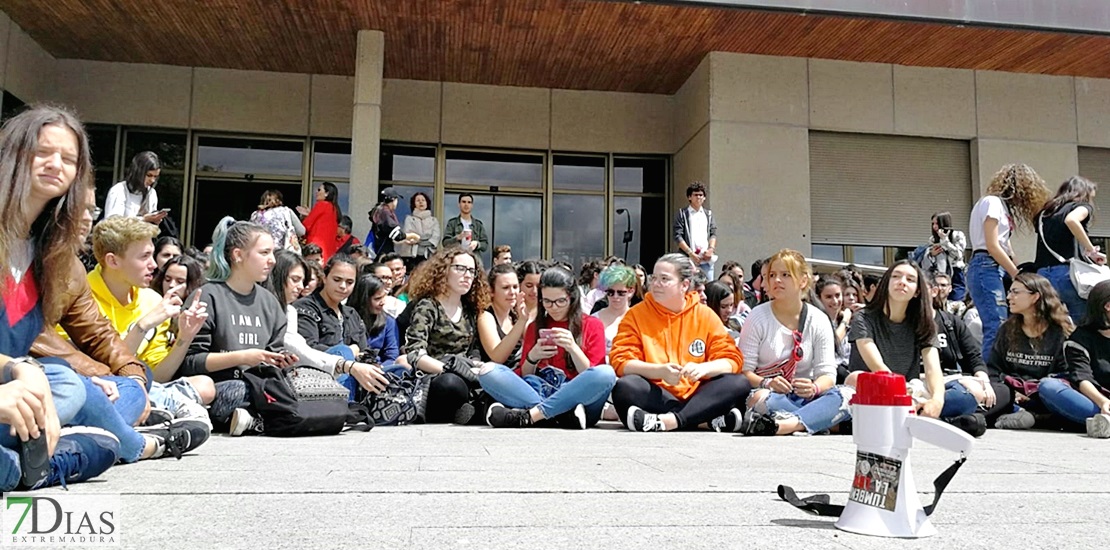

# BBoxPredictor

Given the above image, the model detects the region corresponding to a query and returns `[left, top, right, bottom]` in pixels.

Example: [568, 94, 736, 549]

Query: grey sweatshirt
[181, 281, 288, 382]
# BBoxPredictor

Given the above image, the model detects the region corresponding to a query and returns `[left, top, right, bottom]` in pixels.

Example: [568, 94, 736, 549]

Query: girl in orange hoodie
[610, 253, 750, 432]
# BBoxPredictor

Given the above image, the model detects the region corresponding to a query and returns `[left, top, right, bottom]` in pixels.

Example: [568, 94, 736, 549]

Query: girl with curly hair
[967, 164, 1051, 363]
[982, 273, 1074, 430]
[404, 246, 491, 423]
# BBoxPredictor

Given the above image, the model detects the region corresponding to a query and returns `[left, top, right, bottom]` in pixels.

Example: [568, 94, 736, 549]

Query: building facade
[3, 2, 1110, 269]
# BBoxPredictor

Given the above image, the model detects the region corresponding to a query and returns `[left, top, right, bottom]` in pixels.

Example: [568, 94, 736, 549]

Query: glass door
[192, 178, 304, 247]
[444, 192, 542, 268]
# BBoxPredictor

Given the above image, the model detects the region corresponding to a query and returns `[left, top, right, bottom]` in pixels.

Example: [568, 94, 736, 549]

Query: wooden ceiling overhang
[4, 0, 1109, 94]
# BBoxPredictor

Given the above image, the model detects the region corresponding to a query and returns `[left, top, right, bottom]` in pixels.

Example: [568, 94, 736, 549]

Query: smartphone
[158, 208, 171, 214]
[19, 436, 49, 488]
[539, 328, 555, 345]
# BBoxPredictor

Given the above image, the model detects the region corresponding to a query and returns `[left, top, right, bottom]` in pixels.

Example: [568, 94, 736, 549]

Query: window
[612, 157, 668, 266]
[312, 140, 351, 214]
[196, 137, 303, 177]
[86, 125, 120, 209]
[1, 91, 26, 123]
[124, 130, 188, 225]
[446, 150, 543, 189]
[381, 145, 434, 183]
[811, 244, 844, 262]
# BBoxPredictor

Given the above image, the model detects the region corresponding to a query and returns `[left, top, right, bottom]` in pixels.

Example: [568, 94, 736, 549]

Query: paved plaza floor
[45, 421, 1110, 549]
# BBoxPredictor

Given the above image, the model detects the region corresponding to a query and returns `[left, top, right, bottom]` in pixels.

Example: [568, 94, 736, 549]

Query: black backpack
[241, 366, 371, 437]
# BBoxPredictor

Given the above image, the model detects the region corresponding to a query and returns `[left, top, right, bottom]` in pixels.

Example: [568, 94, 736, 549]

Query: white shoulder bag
[1038, 212, 1110, 299]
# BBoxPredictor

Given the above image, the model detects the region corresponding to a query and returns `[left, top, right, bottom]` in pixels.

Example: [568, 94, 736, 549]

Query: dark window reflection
[125, 131, 188, 171]
[446, 151, 542, 189]
[614, 157, 667, 194]
[852, 246, 885, 267]
[1, 91, 26, 123]
[381, 145, 434, 182]
[553, 155, 605, 191]
[613, 196, 666, 267]
[196, 137, 303, 176]
[87, 125, 118, 170]
[193, 178, 303, 247]
[553, 194, 605, 267]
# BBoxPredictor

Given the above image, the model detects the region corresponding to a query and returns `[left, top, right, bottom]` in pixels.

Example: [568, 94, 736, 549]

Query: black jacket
[293, 292, 367, 352]
[934, 309, 985, 375]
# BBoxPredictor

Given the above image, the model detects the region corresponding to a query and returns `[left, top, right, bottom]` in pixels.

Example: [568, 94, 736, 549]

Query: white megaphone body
[834, 372, 974, 538]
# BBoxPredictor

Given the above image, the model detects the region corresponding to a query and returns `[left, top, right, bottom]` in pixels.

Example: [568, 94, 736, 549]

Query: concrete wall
[679, 51, 1110, 267]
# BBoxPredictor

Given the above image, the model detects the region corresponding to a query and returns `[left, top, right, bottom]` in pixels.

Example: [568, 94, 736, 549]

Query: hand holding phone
[539, 328, 555, 346]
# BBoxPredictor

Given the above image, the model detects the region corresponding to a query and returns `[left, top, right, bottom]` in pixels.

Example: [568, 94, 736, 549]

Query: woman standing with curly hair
[967, 164, 1050, 362]
[404, 246, 492, 423]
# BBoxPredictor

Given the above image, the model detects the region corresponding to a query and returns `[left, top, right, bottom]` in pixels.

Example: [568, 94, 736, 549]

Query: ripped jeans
[752, 386, 853, 434]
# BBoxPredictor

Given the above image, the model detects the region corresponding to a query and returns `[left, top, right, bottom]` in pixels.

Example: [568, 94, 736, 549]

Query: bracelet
[760, 378, 772, 389]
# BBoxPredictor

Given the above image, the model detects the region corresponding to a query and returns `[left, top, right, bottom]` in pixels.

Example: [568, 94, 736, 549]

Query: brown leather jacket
[30, 258, 149, 383]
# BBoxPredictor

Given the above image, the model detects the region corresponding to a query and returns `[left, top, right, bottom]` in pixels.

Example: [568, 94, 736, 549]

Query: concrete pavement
[43, 421, 1110, 549]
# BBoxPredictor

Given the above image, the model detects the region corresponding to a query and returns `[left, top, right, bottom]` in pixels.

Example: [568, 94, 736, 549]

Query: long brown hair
[1000, 272, 1074, 345]
[864, 260, 936, 349]
[406, 246, 491, 316]
[0, 105, 93, 324]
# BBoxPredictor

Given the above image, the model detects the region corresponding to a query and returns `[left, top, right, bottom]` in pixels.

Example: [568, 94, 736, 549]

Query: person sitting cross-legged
[737, 250, 852, 436]
[480, 267, 615, 429]
[610, 254, 751, 432]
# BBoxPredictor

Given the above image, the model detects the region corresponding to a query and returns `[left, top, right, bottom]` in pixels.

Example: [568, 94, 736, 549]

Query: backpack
[361, 371, 432, 426]
[242, 365, 371, 437]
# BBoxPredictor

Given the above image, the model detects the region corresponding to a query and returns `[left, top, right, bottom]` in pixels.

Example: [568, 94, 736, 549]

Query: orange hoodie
[610, 291, 743, 400]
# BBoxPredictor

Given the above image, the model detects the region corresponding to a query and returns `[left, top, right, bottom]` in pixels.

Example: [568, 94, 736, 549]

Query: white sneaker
[1086, 414, 1110, 439]
[229, 408, 261, 437]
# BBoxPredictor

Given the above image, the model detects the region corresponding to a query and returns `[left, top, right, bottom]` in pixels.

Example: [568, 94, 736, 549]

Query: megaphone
[779, 371, 974, 538]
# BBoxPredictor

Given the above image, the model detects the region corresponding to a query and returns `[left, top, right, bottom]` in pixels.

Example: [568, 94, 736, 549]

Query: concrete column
[349, 30, 384, 241]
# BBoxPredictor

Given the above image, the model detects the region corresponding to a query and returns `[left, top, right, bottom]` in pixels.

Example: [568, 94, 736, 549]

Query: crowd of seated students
[6, 105, 1110, 497]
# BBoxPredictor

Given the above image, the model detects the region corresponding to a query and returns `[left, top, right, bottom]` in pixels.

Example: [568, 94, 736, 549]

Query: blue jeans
[69, 376, 147, 463]
[699, 262, 715, 281]
[1038, 264, 1086, 323]
[1038, 377, 1100, 426]
[966, 253, 1008, 363]
[0, 363, 89, 455]
[949, 267, 967, 302]
[479, 364, 616, 426]
[765, 386, 851, 434]
[941, 379, 978, 418]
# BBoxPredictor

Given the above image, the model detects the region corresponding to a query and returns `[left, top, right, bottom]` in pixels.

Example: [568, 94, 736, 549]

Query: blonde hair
[767, 248, 813, 292]
[92, 216, 160, 264]
[985, 164, 1051, 231]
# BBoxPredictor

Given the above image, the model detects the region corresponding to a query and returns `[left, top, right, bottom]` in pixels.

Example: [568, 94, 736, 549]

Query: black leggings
[612, 374, 752, 430]
[983, 381, 1014, 426]
[425, 372, 471, 424]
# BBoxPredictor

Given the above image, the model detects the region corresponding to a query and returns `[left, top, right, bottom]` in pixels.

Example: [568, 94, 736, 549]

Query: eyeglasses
[605, 289, 631, 297]
[1006, 287, 1035, 296]
[541, 297, 570, 308]
[449, 264, 478, 278]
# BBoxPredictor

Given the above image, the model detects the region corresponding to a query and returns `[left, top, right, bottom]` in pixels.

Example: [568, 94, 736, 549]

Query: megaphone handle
[922, 457, 966, 516]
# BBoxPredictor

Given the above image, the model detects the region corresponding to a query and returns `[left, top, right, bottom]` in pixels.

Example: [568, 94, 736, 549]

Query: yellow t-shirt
[59, 265, 172, 369]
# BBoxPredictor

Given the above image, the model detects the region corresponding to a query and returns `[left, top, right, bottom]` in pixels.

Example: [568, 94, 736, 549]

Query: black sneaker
[139, 419, 211, 459]
[141, 407, 173, 427]
[709, 408, 743, 433]
[739, 409, 778, 436]
[944, 413, 987, 438]
[626, 406, 666, 432]
[485, 403, 533, 428]
[454, 402, 477, 425]
[33, 427, 121, 489]
[554, 404, 587, 430]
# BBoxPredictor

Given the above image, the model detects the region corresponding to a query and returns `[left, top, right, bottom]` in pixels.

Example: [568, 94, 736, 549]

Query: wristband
[760, 377, 772, 389]
[2, 357, 43, 384]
